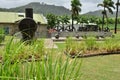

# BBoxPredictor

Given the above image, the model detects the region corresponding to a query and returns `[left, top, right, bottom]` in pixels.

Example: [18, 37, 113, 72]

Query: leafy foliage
[46, 14, 70, 31]
[0, 28, 5, 43]
[46, 14, 57, 29]
[71, 0, 82, 31]
[97, 0, 115, 28]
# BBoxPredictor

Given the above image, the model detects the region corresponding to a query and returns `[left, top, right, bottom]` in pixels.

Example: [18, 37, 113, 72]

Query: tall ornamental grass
[0, 36, 82, 80]
[65, 35, 120, 56]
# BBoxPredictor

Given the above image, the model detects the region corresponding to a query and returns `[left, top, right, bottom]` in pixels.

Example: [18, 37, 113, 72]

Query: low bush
[0, 34, 5, 43]
[0, 28, 5, 43]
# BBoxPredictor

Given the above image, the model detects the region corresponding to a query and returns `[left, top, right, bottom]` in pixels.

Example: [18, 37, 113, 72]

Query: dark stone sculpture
[18, 8, 37, 42]
[19, 18, 37, 41]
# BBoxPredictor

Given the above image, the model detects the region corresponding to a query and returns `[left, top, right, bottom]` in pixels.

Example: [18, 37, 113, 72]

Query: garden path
[44, 39, 58, 48]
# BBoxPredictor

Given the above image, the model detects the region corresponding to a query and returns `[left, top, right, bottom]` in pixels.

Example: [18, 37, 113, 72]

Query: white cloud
[81, 1, 102, 13]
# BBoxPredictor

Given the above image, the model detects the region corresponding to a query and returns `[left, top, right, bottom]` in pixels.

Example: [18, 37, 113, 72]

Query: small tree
[46, 13, 57, 29]
[55, 16, 61, 31]
[60, 15, 70, 31]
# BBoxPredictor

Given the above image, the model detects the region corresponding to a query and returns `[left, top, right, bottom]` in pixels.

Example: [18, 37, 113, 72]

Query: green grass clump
[65, 37, 80, 55]
[84, 37, 97, 50]
[0, 54, 82, 80]
[4, 37, 45, 63]
[0, 36, 82, 80]
[64, 34, 120, 56]
[65, 37, 98, 55]
[103, 36, 120, 52]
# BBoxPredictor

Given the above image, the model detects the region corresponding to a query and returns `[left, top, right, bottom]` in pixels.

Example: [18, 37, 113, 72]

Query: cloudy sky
[0, 0, 118, 13]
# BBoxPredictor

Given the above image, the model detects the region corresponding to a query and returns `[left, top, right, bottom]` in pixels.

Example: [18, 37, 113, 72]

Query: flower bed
[65, 36, 120, 58]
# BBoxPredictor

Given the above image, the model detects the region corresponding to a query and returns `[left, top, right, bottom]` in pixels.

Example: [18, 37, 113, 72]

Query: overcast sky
[0, 0, 118, 13]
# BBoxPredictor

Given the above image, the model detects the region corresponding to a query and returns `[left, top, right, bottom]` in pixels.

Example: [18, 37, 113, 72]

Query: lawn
[80, 55, 120, 80]
[56, 42, 120, 80]
[0, 35, 120, 80]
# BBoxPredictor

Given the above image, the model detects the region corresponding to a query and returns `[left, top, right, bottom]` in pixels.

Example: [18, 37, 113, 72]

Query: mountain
[83, 10, 120, 18]
[1, 2, 119, 17]
[0, 2, 71, 16]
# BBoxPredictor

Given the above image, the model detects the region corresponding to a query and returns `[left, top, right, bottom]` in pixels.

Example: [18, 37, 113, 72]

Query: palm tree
[97, 0, 115, 31]
[115, 0, 120, 34]
[71, 0, 82, 31]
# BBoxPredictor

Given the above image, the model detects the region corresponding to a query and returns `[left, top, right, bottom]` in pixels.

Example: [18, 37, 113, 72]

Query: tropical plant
[71, 0, 82, 31]
[0, 28, 5, 43]
[97, 0, 115, 30]
[65, 37, 80, 56]
[46, 13, 57, 29]
[114, 0, 120, 34]
[74, 15, 88, 28]
[108, 18, 115, 24]
[59, 15, 70, 31]
[60, 15, 70, 25]
[55, 16, 61, 31]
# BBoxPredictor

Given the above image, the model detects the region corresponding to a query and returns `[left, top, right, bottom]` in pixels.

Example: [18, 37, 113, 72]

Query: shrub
[0, 34, 5, 43]
[0, 28, 4, 34]
[0, 28, 5, 43]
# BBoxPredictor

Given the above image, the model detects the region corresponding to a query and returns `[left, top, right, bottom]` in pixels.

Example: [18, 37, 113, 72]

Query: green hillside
[0, 2, 119, 17]
[83, 10, 120, 18]
[0, 2, 71, 16]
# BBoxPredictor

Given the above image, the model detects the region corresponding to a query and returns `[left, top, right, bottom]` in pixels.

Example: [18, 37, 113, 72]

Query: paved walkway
[44, 39, 58, 48]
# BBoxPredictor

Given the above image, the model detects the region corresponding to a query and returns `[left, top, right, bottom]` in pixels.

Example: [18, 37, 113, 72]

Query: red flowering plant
[48, 28, 57, 33]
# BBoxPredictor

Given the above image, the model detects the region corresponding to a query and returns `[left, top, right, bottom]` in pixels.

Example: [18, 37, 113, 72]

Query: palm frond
[116, 2, 120, 6]
[106, 6, 114, 14]
[97, 4, 104, 7]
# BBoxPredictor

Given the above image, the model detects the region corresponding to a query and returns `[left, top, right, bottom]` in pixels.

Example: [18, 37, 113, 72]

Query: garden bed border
[64, 51, 120, 58]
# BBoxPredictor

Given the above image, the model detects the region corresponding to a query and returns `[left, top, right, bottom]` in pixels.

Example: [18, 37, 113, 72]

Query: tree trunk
[102, 8, 105, 31]
[62, 23, 64, 31]
[115, 0, 119, 34]
[102, 14, 104, 31]
[105, 12, 108, 27]
[72, 14, 74, 31]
